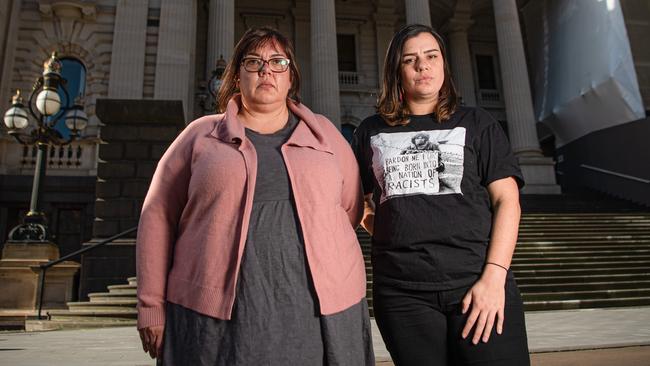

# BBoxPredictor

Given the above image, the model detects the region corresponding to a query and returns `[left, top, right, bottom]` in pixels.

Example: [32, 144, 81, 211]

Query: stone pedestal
[518, 156, 562, 194]
[0, 242, 80, 311]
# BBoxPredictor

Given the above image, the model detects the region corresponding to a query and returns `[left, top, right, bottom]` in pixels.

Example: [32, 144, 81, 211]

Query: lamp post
[2, 52, 88, 242]
[198, 55, 227, 113]
[207, 55, 227, 101]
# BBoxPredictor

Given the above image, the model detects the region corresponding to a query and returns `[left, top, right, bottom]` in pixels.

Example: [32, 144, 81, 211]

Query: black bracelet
[486, 261, 509, 272]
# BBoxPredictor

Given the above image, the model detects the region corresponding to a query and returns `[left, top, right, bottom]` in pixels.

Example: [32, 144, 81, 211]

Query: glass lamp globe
[4, 105, 29, 129]
[65, 107, 88, 132]
[35, 88, 62, 116]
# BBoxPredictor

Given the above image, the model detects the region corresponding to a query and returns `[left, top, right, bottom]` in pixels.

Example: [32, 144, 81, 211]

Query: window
[475, 55, 497, 90]
[337, 34, 357, 72]
[53, 58, 86, 138]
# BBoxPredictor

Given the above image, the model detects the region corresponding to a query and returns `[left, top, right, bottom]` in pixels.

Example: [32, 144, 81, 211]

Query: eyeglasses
[241, 57, 291, 73]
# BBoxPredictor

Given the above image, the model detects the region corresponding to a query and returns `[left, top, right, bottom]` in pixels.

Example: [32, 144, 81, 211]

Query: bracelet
[486, 261, 509, 272]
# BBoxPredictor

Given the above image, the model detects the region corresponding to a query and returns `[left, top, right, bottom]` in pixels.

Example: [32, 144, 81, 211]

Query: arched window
[52, 58, 86, 137]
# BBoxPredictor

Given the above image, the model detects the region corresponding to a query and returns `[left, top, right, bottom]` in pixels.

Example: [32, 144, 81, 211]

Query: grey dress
[160, 114, 374, 366]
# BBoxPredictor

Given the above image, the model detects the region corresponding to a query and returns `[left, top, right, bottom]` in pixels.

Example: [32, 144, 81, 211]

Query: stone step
[520, 218, 650, 222]
[511, 256, 650, 264]
[513, 250, 650, 258]
[48, 308, 137, 318]
[522, 288, 650, 302]
[519, 228, 650, 234]
[362, 241, 650, 252]
[520, 216, 650, 220]
[520, 224, 650, 230]
[517, 233, 650, 239]
[515, 239, 650, 246]
[511, 261, 650, 271]
[87, 292, 137, 302]
[518, 280, 650, 292]
[519, 236, 650, 242]
[127, 277, 137, 286]
[524, 296, 650, 311]
[515, 242, 650, 250]
[67, 301, 137, 311]
[513, 267, 650, 277]
[516, 273, 650, 284]
[520, 213, 650, 217]
[107, 284, 137, 291]
[25, 318, 137, 332]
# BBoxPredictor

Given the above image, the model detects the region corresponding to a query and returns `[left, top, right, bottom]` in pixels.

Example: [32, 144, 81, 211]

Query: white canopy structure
[523, 0, 646, 147]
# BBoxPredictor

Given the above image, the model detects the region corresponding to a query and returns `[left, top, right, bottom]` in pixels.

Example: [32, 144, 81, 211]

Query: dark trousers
[373, 277, 530, 366]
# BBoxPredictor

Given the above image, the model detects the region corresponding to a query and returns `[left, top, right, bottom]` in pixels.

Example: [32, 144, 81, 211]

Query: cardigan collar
[211, 94, 333, 153]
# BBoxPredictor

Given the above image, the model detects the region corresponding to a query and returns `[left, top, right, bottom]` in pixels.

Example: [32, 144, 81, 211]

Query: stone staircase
[25, 277, 137, 331]
[360, 212, 650, 316]
[514, 213, 650, 310]
[26, 191, 650, 329]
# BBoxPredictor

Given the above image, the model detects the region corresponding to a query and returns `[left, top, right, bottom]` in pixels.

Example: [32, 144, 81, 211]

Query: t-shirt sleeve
[351, 121, 375, 194]
[476, 111, 525, 188]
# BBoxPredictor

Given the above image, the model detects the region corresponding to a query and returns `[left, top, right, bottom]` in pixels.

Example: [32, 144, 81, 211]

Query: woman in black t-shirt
[352, 24, 531, 366]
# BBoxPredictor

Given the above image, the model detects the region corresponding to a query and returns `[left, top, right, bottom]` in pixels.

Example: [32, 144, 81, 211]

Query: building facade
[0, 0, 648, 296]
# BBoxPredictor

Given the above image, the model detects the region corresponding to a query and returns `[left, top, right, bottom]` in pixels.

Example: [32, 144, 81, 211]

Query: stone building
[0, 0, 648, 299]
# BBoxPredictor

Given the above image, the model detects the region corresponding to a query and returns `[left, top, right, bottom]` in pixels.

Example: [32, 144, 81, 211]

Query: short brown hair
[377, 24, 458, 126]
[216, 27, 301, 112]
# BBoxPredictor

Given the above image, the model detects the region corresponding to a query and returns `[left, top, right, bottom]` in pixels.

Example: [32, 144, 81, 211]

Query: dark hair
[377, 24, 458, 126]
[411, 132, 430, 144]
[217, 27, 301, 112]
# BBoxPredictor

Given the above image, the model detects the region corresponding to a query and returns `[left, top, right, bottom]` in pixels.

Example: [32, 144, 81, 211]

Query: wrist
[486, 261, 509, 272]
[481, 263, 508, 284]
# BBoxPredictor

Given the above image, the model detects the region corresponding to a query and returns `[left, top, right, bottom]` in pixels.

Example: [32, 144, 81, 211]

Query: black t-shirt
[352, 106, 524, 290]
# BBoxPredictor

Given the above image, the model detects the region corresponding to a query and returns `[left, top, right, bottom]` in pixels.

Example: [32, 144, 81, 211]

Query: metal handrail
[580, 164, 650, 184]
[36, 226, 138, 319]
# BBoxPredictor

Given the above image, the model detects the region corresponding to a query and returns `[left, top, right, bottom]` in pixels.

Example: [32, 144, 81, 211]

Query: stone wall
[79, 99, 184, 299]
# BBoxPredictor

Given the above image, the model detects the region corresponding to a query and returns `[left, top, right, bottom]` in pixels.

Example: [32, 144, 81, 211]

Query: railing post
[37, 266, 47, 319]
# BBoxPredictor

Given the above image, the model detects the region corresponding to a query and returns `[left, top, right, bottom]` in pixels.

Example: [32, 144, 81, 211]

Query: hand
[138, 325, 164, 359]
[361, 194, 375, 235]
[361, 212, 375, 235]
[461, 267, 507, 344]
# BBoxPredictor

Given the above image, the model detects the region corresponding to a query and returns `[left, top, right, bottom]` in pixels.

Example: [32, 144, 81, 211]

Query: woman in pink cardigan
[136, 27, 374, 365]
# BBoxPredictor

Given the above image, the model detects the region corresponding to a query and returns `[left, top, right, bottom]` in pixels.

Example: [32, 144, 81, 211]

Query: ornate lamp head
[3, 90, 29, 130]
[43, 51, 62, 76]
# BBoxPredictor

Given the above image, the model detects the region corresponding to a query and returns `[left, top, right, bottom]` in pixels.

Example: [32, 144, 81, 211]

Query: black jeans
[373, 277, 530, 366]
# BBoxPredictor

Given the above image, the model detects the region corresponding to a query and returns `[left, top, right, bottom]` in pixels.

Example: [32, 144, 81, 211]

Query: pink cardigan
[136, 96, 366, 329]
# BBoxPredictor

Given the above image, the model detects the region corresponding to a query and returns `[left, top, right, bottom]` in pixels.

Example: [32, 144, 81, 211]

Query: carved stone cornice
[39, 1, 97, 21]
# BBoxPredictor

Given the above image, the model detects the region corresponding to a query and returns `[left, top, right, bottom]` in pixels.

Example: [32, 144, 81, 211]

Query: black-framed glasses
[241, 57, 291, 73]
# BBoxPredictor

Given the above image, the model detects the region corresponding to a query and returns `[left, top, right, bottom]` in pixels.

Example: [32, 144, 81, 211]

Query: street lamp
[2, 52, 88, 242]
[198, 55, 227, 113]
[207, 55, 227, 100]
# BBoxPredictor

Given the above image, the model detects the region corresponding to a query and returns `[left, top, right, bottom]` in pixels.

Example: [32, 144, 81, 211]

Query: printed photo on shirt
[370, 128, 466, 203]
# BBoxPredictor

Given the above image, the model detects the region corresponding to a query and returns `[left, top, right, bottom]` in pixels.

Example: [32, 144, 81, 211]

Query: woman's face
[399, 32, 445, 104]
[238, 42, 292, 108]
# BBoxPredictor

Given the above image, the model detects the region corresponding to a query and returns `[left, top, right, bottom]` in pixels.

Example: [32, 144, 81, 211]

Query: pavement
[1, 306, 650, 365]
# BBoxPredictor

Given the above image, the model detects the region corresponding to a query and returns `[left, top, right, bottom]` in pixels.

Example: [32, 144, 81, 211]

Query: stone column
[206, 0, 234, 78]
[374, 2, 397, 83]
[447, 3, 476, 106]
[154, 0, 197, 121]
[108, 0, 149, 98]
[0, 0, 21, 106]
[292, 0, 311, 105]
[492, 0, 560, 193]
[310, 0, 341, 128]
[404, 0, 431, 26]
